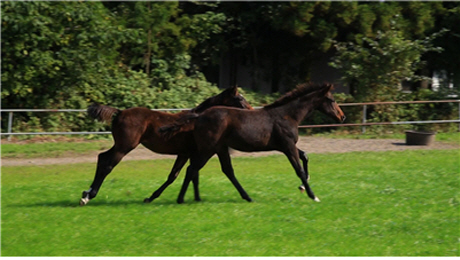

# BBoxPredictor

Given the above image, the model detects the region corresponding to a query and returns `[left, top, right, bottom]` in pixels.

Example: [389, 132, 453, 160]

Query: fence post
[362, 104, 367, 134]
[7, 111, 13, 141]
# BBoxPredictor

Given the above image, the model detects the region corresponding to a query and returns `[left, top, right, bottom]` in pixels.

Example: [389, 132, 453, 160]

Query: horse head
[316, 84, 346, 123]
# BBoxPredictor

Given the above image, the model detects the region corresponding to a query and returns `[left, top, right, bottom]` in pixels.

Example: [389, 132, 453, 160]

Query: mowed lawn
[1, 149, 459, 256]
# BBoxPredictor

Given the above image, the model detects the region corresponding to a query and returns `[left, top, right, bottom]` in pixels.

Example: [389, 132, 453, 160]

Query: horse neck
[190, 99, 212, 113]
[268, 93, 323, 124]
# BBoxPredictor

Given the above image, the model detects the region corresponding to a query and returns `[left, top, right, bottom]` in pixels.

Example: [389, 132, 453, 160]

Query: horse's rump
[158, 113, 200, 140]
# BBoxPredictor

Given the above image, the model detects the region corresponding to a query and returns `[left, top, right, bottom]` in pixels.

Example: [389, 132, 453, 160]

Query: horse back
[113, 108, 195, 154]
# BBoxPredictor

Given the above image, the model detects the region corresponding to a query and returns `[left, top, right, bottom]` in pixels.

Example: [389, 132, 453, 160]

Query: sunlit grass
[2, 150, 459, 256]
[1, 140, 113, 158]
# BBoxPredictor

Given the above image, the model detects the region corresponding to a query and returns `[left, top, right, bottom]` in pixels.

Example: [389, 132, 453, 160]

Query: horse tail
[159, 113, 199, 140]
[87, 103, 121, 124]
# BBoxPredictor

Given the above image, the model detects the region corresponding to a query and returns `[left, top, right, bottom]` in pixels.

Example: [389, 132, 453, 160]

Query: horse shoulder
[272, 118, 299, 142]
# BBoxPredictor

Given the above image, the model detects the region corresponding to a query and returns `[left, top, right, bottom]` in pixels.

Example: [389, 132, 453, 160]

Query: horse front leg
[80, 146, 127, 206]
[284, 146, 320, 202]
[298, 148, 310, 193]
[144, 154, 188, 203]
[298, 149, 310, 181]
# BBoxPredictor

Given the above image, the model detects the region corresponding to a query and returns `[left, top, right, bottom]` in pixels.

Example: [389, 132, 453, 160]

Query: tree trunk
[145, 2, 152, 76]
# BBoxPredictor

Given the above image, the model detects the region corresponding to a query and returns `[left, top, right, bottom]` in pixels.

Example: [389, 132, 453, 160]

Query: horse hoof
[298, 185, 306, 193]
[80, 197, 89, 206]
[144, 198, 152, 203]
[314, 197, 321, 202]
[177, 199, 184, 204]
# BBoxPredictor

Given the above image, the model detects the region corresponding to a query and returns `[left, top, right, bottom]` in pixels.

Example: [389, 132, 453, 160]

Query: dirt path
[2, 136, 458, 167]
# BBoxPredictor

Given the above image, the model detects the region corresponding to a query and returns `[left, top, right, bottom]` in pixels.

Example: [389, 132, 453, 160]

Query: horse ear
[230, 85, 238, 96]
[321, 83, 334, 96]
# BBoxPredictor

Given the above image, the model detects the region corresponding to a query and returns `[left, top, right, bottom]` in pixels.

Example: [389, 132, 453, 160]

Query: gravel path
[2, 136, 458, 167]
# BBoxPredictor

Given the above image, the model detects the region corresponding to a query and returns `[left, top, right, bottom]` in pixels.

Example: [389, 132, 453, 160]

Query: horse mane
[263, 82, 332, 109]
[189, 86, 238, 114]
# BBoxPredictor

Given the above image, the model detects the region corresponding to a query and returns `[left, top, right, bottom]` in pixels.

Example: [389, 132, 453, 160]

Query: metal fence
[1, 100, 459, 140]
[300, 100, 460, 133]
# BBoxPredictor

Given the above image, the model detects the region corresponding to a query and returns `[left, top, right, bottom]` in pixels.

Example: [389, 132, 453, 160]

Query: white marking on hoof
[80, 197, 90, 206]
[299, 185, 306, 193]
[314, 197, 321, 202]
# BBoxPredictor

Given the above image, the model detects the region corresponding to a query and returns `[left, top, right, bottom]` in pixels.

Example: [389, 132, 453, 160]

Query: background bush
[2, 2, 459, 137]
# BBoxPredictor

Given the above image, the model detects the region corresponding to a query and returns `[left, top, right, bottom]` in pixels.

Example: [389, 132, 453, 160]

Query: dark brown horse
[160, 83, 345, 203]
[80, 86, 253, 205]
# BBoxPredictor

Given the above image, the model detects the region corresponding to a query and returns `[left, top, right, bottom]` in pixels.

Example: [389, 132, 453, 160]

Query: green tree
[424, 2, 460, 93]
[1, 1, 152, 133]
[329, 25, 444, 102]
[1, 1, 133, 109]
[0, 1, 233, 134]
[103, 2, 226, 81]
[202, 2, 446, 93]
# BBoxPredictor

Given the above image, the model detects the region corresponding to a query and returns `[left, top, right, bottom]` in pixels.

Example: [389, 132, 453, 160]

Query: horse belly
[229, 142, 272, 152]
[226, 129, 273, 152]
[141, 133, 195, 155]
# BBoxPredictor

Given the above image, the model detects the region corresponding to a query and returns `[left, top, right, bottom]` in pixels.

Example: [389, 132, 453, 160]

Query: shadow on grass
[5, 197, 252, 208]
[6, 198, 174, 208]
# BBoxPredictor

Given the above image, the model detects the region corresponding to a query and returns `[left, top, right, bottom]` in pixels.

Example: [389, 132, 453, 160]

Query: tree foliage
[2, 2, 116, 108]
[1, 1, 459, 135]
[329, 25, 445, 102]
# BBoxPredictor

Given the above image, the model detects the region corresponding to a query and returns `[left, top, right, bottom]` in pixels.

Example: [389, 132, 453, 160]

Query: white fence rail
[0, 108, 184, 140]
[301, 99, 460, 133]
[1, 100, 459, 140]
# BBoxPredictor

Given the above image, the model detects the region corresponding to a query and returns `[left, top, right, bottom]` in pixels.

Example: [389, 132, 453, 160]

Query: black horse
[81, 86, 253, 205]
[157, 83, 345, 203]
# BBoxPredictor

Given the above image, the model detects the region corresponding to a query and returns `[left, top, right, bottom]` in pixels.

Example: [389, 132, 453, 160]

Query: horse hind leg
[177, 165, 196, 204]
[80, 146, 128, 206]
[144, 154, 188, 203]
[177, 151, 214, 204]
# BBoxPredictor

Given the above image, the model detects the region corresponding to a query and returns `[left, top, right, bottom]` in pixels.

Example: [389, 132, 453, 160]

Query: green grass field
[1, 149, 459, 256]
[1, 140, 112, 159]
